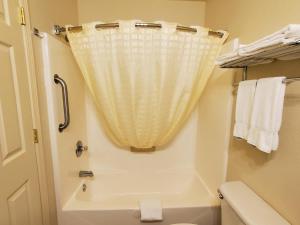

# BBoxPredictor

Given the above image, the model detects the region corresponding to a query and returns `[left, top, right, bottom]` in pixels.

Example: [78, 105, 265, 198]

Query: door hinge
[33, 129, 39, 144]
[19, 7, 26, 25]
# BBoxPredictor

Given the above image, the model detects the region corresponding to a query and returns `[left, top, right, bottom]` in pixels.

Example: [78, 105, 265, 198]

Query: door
[0, 0, 43, 225]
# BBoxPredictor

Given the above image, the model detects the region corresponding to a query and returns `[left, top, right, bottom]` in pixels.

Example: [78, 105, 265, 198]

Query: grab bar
[54, 74, 70, 132]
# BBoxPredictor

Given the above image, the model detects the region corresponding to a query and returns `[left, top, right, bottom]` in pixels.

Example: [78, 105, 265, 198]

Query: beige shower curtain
[67, 20, 227, 149]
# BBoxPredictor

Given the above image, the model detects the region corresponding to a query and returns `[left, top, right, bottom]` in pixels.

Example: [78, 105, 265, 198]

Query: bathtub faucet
[79, 170, 94, 177]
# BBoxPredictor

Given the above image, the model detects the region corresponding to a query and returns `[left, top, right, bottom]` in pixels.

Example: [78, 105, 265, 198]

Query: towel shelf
[220, 41, 300, 68]
[219, 40, 300, 86]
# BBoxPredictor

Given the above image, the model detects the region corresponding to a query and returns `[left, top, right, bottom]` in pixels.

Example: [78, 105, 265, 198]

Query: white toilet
[171, 181, 290, 225]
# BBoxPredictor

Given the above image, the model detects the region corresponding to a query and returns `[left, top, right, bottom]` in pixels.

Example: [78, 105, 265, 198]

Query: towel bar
[232, 66, 300, 86]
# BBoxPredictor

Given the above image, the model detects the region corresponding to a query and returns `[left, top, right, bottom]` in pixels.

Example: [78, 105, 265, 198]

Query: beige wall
[27, 0, 78, 33]
[77, 0, 206, 26]
[205, 0, 300, 224]
[196, 67, 234, 195]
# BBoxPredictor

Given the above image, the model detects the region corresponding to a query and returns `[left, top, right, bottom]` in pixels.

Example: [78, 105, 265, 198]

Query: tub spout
[79, 170, 94, 177]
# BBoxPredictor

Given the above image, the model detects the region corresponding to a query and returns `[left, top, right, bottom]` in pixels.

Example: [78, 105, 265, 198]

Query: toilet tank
[219, 181, 290, 225]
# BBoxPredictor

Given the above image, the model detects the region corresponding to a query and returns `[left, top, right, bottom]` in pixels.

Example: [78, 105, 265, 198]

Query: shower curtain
[67, 20, 227, 149]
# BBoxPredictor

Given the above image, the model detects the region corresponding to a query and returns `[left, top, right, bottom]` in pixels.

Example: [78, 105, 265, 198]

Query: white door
[0, 0, 43, 225]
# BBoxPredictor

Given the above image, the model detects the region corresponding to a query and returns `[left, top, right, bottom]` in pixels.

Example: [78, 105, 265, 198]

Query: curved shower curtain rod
[54, 22, 225, 38]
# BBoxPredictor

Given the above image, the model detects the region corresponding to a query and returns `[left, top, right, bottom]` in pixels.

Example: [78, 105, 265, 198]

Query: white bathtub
[62, 170, 220, 225]
[35, 33, 221, 225]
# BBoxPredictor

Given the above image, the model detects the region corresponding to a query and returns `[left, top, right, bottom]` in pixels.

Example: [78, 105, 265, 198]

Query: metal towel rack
[233, 66, 300, 87]
[54, 74, 70, 132]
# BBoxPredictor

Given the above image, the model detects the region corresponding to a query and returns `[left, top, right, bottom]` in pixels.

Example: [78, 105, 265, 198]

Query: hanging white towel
[247, 77, 286, 153]
[139, 199, 163, 222]
[233, 80, 257, 139]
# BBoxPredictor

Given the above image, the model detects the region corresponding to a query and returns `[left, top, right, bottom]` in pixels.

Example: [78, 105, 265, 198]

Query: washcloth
[216, 38, 244, 65]
[247, 77, 286, 153]
[139, 199, 163, 222]
[233, 80, 257, 139]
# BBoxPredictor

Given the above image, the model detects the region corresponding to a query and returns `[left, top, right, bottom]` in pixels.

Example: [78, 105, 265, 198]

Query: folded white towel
[240, 24, 300, 56]
[215, 51, 239, 65]
[239, 37, 300, 57]
[247, 77, 286, 153]
[139, 199, 163, 222]
[252, 24, 300, 43]
[216, 25, 300, 65]
[279, 51, 300, 60]
[233, 80, 257, 139]
[277, 44, 300, 60]
[241, 24, 300, 48]
[240, 38, 284, 54]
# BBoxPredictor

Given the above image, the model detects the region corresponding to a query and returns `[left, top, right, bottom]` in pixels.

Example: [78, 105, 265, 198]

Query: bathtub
[62, 170, 220, 225]
[34, 33, 221, 225]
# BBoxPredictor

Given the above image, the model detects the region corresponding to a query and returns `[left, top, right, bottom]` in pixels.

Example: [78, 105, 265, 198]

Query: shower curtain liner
[67, 20, 227, 150]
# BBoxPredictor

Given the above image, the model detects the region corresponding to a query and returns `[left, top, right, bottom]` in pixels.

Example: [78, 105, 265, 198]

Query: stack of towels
[234, 77, 286, 153]
[216, 24, 300, 65]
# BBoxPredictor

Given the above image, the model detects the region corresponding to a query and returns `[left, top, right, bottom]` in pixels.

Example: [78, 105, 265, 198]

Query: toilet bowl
[171, 181, 290, 225]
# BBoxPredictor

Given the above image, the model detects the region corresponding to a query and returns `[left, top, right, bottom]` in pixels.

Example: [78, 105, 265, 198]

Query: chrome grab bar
[54, 74, 70, 132]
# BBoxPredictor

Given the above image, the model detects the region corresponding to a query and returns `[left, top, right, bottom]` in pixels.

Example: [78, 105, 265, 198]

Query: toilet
[171, 181, 290, 225]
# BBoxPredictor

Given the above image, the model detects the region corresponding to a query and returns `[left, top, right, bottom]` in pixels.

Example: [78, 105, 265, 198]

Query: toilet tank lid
[219, 181, 290, 225]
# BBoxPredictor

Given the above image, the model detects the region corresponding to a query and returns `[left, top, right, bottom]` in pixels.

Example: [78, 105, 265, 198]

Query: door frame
[19, 1, 56, 225]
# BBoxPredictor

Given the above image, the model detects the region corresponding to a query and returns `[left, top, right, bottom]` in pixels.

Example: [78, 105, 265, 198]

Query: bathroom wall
[27, 0, 78, 33]
[77, 0, 206, 26]
[205, 0, 300, 224]
[76, 0, 207, 174]
[196, 67, 234, 195]
[33, 34, 88, 225]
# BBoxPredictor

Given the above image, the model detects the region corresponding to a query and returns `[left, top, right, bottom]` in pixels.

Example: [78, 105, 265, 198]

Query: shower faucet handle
[76, 140, 88, 157]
